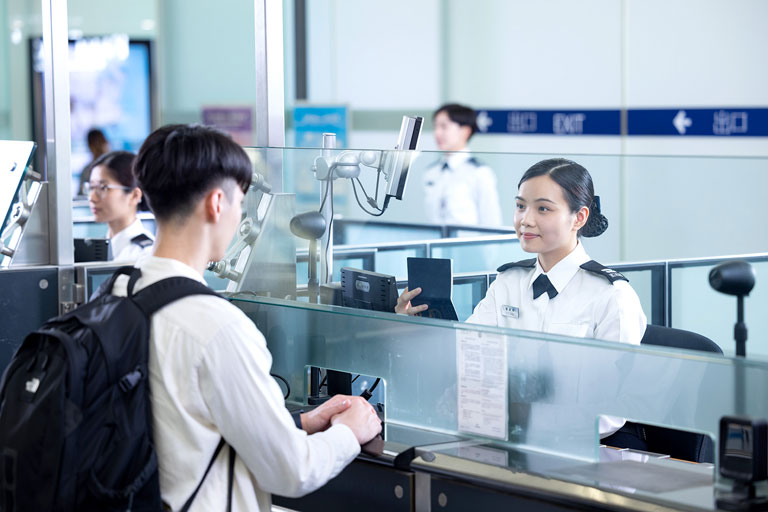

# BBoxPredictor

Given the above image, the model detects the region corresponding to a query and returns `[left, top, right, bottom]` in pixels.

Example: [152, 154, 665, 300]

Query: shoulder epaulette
[497, 258, 536, 273]
[130, 233, 153, 248]
[579, 260, 628, 284]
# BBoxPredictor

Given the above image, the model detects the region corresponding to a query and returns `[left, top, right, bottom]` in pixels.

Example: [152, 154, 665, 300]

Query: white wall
[159, 0, 257, 130]
[298, 0, 768, 265]
[306, 0, 442, 110]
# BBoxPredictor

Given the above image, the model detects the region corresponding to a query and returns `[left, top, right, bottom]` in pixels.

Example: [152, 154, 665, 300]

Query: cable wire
[270, 373, 291, 399]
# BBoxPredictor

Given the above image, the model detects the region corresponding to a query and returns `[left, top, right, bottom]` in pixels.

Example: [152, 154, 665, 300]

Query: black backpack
[0, 266, 234, 511]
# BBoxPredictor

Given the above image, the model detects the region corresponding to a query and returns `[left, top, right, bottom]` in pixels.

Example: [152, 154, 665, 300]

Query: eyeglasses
[85, 182, 132, 198]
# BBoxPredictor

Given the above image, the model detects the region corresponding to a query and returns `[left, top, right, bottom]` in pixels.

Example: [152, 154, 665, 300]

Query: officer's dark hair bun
[518, 158, 608, 238]
[580, 197, 608, 237]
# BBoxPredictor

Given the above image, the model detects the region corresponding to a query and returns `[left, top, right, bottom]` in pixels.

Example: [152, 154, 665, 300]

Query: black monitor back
[340, 267, 398, 313]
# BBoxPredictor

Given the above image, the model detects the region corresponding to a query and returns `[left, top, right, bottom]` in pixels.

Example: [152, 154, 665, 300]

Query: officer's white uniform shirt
[110, 217, 154, 262]
[422, 152, 503, 226]
[467, 242, 647, 437]
[112, 256, 360, 511]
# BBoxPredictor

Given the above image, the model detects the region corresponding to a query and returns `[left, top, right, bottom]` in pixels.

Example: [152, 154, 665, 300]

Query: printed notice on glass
[457, 330, 508, 440]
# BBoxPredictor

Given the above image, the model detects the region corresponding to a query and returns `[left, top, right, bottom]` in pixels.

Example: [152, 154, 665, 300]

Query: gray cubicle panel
[610, 262, 666, 327]
[0, 266, 59, 372]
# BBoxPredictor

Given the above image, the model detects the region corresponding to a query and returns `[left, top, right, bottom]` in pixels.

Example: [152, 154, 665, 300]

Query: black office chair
[622, 325, 722, 463]
[640, 324, 723, 354]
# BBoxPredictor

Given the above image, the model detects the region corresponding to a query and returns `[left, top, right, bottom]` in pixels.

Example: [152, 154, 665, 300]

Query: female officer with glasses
[85, 150, 154, 262]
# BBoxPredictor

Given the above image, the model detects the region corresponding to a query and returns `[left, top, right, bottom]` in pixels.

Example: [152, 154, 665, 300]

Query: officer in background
[422, 104, 503, 226]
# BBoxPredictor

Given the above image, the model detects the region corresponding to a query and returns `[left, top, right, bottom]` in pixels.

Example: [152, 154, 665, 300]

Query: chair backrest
[640, 324, 723, 354]
[638, 324, 721, 463]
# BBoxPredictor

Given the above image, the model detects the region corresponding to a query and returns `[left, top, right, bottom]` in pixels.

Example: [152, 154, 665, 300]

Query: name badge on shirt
[501, 305, 519, 319]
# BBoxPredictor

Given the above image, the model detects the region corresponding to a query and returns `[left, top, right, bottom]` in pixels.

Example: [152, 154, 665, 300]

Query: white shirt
[112, 256, 360, 512]
[467, 242, 647, 437]
[422, 152, 503, 226]
[110, 217, 154, 263]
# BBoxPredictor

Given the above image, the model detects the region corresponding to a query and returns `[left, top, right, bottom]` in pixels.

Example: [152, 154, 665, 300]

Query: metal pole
[254, 0, 286, 191]
[40, 0, 73, 265]
[41, 0, 76, 314]
[319, 133, 335, 284]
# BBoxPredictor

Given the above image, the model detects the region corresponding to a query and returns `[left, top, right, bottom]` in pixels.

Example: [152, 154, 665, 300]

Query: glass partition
[232, 295, 768, 467]
[208, 146, 768, 358]
[670, 255, 768, 358]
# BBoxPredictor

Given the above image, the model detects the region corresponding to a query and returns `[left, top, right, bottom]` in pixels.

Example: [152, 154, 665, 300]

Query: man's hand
[394, 287, 428, 315]
[330, 397, 382, 445]
[300, 394, 354, 434]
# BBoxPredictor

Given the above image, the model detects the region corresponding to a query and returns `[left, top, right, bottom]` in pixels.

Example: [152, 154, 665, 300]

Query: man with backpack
[123, 124, 381, 510]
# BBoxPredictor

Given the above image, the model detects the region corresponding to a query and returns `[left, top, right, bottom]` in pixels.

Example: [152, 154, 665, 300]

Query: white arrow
[476, 111, 493, 133]
[673, 110, 692, 135]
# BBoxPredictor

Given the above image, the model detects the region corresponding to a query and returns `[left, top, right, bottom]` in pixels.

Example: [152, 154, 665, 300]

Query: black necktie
[532, 274, 558, 300]
[441, 162, 450, 172]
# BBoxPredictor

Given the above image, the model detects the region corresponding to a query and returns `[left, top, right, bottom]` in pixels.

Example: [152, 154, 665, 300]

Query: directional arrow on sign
[476, 111, 493, 133]
[673, 110, 692, 135]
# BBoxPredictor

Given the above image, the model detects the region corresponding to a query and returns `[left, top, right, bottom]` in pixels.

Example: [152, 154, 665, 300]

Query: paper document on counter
[457, 329, 508, 440]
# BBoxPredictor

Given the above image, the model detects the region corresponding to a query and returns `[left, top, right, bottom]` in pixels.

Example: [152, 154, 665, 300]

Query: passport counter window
[397, 158, 648, 441]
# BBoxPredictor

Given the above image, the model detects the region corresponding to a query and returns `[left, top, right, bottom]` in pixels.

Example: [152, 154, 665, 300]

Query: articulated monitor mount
[1, 141, 41, 268]
[208, 172, 297, 299]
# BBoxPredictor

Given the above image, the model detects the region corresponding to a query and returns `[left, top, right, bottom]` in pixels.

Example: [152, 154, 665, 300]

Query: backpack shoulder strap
[89, 265, 137, 300]
[179, 438, 227, 512]
[131, 275, 223, 317]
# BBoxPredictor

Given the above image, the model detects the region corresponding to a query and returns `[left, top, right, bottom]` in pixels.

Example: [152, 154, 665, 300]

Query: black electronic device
[381, 115, 423, 207]
[340, 267, 398, 313]
[716, 416, 768, 511]
[74, 237, 110, 263]
[709, 260, 757, 357]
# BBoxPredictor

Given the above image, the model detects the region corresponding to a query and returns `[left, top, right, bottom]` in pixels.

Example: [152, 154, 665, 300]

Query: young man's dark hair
[133, 124, 252, 221]
[433, 103, 478, 138]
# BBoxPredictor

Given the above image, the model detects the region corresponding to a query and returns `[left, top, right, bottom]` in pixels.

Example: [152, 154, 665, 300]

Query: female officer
[86, 151, 154, 262]
[396, 158, 648, 447]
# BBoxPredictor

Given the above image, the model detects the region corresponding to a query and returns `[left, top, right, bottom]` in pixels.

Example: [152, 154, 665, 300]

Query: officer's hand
[300, 394, 352, 434]
[394, 287, 428, 315]
[330, 397, 382, 445]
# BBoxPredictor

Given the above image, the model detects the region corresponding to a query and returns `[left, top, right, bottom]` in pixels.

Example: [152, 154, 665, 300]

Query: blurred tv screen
[31, 35, 153, 190]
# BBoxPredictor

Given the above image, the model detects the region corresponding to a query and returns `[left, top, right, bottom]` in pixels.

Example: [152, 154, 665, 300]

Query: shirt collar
[110, 217, 146, 260]
[441, 150, 472, 170]
[527, 242, 590, 294]
[138, 255, 208, 286]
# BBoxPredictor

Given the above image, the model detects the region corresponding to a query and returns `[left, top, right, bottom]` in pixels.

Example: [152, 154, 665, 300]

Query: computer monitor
[381, 115, 423, 205]
[340, 267, 398, 313]
[74, 238, 110, 263]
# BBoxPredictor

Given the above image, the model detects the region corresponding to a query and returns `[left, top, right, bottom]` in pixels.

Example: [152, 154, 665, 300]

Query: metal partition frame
[666, 253, 768, 326]
[611, 261, 668, 326]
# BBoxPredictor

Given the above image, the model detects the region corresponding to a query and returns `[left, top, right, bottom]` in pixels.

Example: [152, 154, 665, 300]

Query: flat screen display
[30, 35, 153, 190]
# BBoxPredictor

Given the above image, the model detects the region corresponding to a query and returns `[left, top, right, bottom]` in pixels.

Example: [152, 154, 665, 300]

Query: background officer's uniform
[110, 217, 155, 262]
[422, 152, 503, 226]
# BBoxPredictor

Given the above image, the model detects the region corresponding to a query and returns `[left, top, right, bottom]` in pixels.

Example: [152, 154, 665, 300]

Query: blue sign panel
[476, 109, 621, 136]
[628, 108, 768, 136]
[293, 105, 349, 147]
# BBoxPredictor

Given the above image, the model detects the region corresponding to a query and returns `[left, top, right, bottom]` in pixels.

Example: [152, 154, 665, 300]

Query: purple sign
[202, 106, 253, 145]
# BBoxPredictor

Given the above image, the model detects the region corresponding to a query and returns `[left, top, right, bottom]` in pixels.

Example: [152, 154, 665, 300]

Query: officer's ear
[459, 124, 472, 143]
[573, 206, 589, 232]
